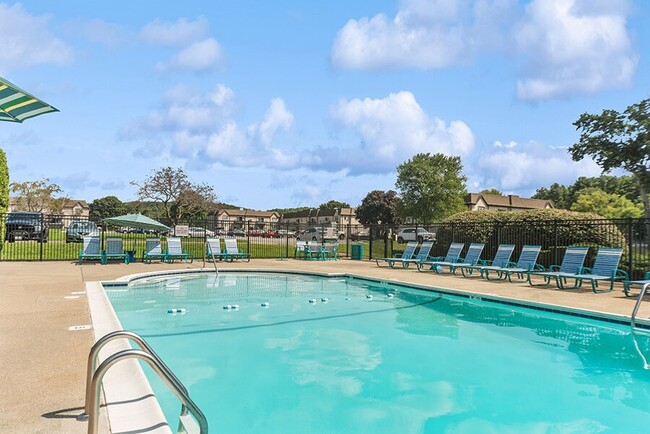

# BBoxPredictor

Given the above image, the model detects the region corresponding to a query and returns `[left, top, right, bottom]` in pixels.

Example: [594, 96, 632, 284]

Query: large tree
[570, 188, 643, 219]
[131, 167, 217, 227]
[10, 179, 68, 213]
[355, 190, 401, 226]
[319, 200, 351, 209]
[89, 196, 129, 221]
[570, 99, 650, 220]
[0, 148, 8, 214]
[396, 153, 467, 223]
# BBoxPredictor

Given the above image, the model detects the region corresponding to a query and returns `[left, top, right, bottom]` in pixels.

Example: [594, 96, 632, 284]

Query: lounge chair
[526, 246, 589, 289]
[142, 238, 165, 263]
[458, 244, 515, 278]
[165, 237, 194, 263]
[498, 245, 543, 282]
[561, 247, 627, 293]
[385, 241, 434, 269]
[303, 242, 323, 261]
[206, 238, 227, 261]
[624, 272, 650, 297]
[415, 242, 464, 271]
[224, 237, 251, 262]
[104, 237, 128, 263]
[376, 241, 418, 267]
[322, 242, 339, 260]
[418, 243, 483, 274]
[78, 235, 103, 264]
[294, 240, 308, 259]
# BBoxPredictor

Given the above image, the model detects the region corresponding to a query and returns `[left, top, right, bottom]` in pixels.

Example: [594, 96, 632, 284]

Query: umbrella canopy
[104, 213, 170, 232]
[0, 76, 59, 123]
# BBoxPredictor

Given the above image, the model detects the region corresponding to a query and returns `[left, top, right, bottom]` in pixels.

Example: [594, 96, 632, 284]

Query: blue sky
[1, 0, 648, 210]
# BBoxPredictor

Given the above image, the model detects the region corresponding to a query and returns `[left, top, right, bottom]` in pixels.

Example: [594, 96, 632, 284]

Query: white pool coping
[86, 268, 650, 433]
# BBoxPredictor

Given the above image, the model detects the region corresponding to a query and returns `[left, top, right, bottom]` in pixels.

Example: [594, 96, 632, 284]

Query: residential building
[465, 193, 554, 211]
[217, 208, 281, 229]
[281, 208, 360, 228]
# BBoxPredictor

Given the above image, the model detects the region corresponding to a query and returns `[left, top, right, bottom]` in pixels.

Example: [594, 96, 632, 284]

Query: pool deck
[1, 258, 649, 434]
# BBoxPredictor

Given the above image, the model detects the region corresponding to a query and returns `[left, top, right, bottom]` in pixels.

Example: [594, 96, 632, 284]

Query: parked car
[350, 230, 369, 241]
[187, 227, 215, 238]
[4, 212, 49, 242]
[296, 227, 341, 242]
[66, 220, 100, 243]
[261, 230, 281, 238]
[396, 228, 435, 243]
[277, 229, 296, 238]
[227, 228, 246, 237]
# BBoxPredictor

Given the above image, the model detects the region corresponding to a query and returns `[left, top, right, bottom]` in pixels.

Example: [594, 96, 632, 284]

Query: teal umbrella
[103, 213, 170, 232]
[0, 76, 59, 123]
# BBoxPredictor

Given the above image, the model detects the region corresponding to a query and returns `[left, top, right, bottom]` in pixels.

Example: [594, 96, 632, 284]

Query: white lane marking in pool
[309, 299, 317, 304]
[321, 297, 329, 303]
[261, 302, 270, 308]
[366, 295, 373, 300]
[387, 294, 394, 298]
[223, 304, 240, 310]
[68, 324, 92, 331]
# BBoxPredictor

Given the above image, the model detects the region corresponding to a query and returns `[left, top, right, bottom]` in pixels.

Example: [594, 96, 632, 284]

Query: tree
[10, 179, 68, 213]
[131, 167, 217, 227]
[533, 183, 571, 209]
[570, 188, 643, 219]
[0, 148, 8, 214]
[479, 188, 503, 196]
[319, 200, 351, 209]
[355, 190, 401, 226]
[396, 153, 467, 223]
[89, 196, 129, 221]
[570, 98, 650, 220]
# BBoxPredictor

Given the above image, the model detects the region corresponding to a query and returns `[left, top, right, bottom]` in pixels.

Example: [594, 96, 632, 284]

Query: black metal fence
[0, 213, 648, 280]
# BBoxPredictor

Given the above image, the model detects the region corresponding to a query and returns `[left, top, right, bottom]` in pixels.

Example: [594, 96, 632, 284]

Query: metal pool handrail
[78, 330, 208, 434]
[630, 282, 650, 329]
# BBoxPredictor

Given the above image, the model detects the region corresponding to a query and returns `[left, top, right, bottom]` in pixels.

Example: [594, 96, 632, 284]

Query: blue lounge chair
[165, 237, 194, 263]
[303, 242, 323, 260]
[624, 272, 650, 297]
[78, 235, 103, 264]
[322, 242, 339, 260]
[142, 238, 165, 263]
[419, 243, 483, 274]
[386, 241, 434, 269]
[564, 247, 627, 293]
[416, 242, 465, 272]
[376, 241, 418, 267]
[224, 237, 251, 262]
[104, 237, 128, 263]
[458, 244, 515, 278]
[294, 240, 308, 258]
[527, 246, 589, 288]
[499, 245, 543, 282]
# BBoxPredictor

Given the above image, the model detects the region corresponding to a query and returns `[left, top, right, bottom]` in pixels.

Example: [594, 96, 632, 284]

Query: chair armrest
[578, 266, 592, 274]
[430, 256, 444, 261]
[532, 263, 545, 271]
[549, 265, 560, 271]
[478, 259, 491, 266]
[614, 269, 628, 280]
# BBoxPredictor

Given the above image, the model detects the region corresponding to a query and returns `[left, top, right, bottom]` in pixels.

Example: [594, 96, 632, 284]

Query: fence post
[368, 225, 373, 260]
[628, 218, 634, 279]
[384, 224, 388, 259]
[39, 213, 44, 261]
[553, 219, 559, 265]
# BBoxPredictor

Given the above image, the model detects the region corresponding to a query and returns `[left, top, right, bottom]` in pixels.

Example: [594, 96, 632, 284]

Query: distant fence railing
[0, 213, 648, 280]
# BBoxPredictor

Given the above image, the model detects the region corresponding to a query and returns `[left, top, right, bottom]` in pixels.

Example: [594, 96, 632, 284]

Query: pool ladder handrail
[630, 282, 650, 329]
[78, 330, 208, 434]
[204, 239, 219, 274]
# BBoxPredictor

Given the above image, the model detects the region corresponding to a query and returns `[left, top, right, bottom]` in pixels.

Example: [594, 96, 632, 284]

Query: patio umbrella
[0, 76, 59, 123]
[103, 213, 170, 232]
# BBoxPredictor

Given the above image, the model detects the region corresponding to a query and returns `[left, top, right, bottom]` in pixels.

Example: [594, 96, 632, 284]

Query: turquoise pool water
[106, 272, 650, 434]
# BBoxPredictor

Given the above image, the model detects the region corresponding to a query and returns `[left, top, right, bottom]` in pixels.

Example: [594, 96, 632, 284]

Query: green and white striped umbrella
[0, 76, 58, 123]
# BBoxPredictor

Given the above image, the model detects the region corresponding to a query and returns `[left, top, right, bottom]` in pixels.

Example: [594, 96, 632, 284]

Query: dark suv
[4, 212, 49, 242]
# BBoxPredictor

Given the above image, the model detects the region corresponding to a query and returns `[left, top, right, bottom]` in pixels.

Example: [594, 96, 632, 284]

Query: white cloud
[81, 19, 127, 49]
[473, 140, 601, 193]
[330, 0, 514, 70]
[0, 3, 73, 73]
[254, 98, 295, 146]
[514, 0, 636, 100]
[140, 17, 209, 47]
[159, 38, 223, 72]
[327, 91, 475, 173]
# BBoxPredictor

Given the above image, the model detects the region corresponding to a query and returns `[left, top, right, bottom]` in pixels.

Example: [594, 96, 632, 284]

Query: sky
[0, 0, 648, 210]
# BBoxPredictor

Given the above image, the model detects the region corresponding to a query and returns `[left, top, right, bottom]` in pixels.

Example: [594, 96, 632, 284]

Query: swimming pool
[106, 272, 650, 434]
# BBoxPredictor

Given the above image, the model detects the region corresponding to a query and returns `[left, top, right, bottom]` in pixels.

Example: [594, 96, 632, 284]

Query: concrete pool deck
[1, 258, 649, 434]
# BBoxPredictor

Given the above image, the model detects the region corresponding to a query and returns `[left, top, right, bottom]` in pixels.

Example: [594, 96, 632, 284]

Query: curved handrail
[86, 349, 208, 434]
[630, 282, 650, 329]
[79, 330, 187, 419]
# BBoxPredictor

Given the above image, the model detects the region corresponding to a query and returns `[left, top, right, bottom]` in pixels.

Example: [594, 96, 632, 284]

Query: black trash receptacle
[351, 244, 364, 260]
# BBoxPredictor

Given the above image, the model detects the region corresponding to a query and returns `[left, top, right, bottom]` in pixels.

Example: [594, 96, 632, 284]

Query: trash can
[126, 250, 136, 263]
[351, 243, 364, 260]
